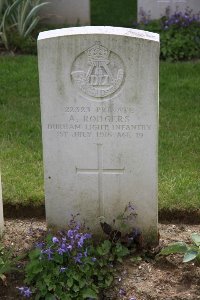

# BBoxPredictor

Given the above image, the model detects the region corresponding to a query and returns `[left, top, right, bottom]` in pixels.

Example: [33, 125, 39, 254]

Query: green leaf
[67, 277, 73, 288]
[196, 253, 200, 263]
[82, 288, 98, 299]
[73, 285, 79, 293]
[37, 281, 48, 296]
[26, 260, 43, 275]
[19, 0, 30, 31]
[24, 16, 39, 37]
[183, 249, 199, 263]
[23, 2, 48, 37]
[35, 294, 41, 300]
[105, 274, 113, 287]
[45, 293, 56, 300]
[72, 273, 81, 281]
[60, 294, 71, 300]
[79, 278, 86, 289]
[29, 248, 41, 260]
[114, 243, 130, 258]
[191, 233, 200, 247]
[0, 274, 6, 282]
[160, 242, 188, 255]
[130, 256, 142, 263]
[97, 240, 112, 256]
[117, 257, 123, 263]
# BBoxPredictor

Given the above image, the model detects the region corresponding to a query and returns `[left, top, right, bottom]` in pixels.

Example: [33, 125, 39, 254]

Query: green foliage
[115, 202, 137, 231]
[10, 0, 49, 38]
[135, 12, 200, 61]
[159, 242, 188, 255]
[0, 0, 23, 48]
[191, 233, 200, 247]
[91, 0, 137, 27]
[0, 242, 18, 283]
[0, 0, 48, 50]
[23, 219, 130, 299]
[8, 30, 37, 53]
[160, 233, 200, 263]
[160, 25, 200, 61]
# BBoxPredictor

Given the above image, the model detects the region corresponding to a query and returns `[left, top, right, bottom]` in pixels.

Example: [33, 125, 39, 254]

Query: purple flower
[42, 247, 54, 260]
[128, 202, 135, 211]
[60, 267, 67, 273]
[74, 253, 83, 264]
[35, 242, 45, 249]
[75, 223, 81, 231]
[119, 288, 126, 296]
[91, 257, 96, 262]
[78, 236, 85, 248]
[84, 233, 92, 239]
[17, 287, 32, 298]
[61, 242, 66, 249]
[28, 228, 34, 236]
[67, 229, 75, 239]
[52, 237, 59, 243]
[66, 244, 73, 251]
[77, 233, 91, 248]
[57, 247, 66, 255]
[132, 228, 140, 238]
[75, 233, 81, 240]
[129, 297, 137, 300]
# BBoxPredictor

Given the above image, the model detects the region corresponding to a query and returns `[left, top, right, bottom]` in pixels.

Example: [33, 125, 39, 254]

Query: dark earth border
[3, 204, 200, 224]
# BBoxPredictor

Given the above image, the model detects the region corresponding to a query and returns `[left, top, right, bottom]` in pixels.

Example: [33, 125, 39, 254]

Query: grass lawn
[0, 56, 200, 211]
[159, 62, 200, 211]
[91, 0, 137, 27]
[0, 56, 43, 206]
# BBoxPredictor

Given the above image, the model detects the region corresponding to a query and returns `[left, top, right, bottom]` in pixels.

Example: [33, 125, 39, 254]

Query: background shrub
[135, 9, 200, 61]
[0, 0, 48, 51]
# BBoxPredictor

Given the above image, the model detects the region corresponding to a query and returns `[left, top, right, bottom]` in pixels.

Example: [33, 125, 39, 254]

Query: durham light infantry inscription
[47, 104, 152, 139]
[71, 41, 125, 99]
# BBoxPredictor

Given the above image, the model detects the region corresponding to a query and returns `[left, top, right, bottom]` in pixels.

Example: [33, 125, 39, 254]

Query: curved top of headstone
[38, 26, 159, 43]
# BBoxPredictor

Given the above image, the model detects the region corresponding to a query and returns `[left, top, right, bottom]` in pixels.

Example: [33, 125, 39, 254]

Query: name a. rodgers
[83, 115, 130, 122]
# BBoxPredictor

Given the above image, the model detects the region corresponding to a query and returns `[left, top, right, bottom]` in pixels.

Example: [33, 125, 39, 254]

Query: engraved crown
[87, 42, 110, 63]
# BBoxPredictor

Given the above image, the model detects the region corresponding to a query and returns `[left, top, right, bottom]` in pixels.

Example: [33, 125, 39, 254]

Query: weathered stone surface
[41, 0, 90, 25]
[138, 0, 200, 21]
[38, 26, 159, 243]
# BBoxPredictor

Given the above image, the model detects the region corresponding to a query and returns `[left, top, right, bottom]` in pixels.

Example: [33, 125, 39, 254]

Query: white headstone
[0, 172, 4, 235]
[41, 0, 90, 25]
[138, 0, 200, 21]
[38, 26, 159, 244]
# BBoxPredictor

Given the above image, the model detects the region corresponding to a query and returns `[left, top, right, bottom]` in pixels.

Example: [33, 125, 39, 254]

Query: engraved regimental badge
[71, 42, 125, 99]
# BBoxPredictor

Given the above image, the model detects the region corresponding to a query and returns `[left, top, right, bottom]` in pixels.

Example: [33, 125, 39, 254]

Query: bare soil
[0, 219, 199, 300]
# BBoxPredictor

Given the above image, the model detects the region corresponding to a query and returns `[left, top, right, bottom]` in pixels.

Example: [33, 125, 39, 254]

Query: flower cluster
[17, 287, 32, 298]
[18, 214, 132, 299]
[163, 10, 200, 30]
[135, 7, 200, 61]
[39, 223, 94, 266]
[137, 7, 200, 29]
[138, 7, 151, 25]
